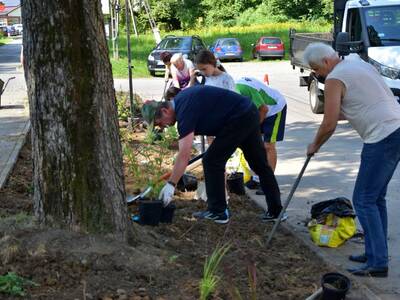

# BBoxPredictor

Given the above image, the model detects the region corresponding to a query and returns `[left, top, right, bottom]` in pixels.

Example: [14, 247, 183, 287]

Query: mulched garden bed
[0, 135, 333, 300]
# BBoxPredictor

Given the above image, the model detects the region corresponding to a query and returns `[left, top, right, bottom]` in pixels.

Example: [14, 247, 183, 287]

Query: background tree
[22, 0, 128, 241]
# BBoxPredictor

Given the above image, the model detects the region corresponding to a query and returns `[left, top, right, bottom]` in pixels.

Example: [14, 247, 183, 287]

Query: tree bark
[22, 0, 127, 241]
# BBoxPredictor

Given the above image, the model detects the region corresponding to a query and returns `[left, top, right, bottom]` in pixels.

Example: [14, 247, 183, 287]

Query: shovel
[126, 152, 205, 205]
[127, 186, 152, 205]
[265, 154, 312, 246]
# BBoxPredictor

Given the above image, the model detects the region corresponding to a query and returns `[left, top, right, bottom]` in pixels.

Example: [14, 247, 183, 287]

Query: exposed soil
[0, 137, 333, 300]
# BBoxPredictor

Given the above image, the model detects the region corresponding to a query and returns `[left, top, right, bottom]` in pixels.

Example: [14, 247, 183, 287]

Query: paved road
[0, 37, 29, 189]
[127, 61, 400, 299]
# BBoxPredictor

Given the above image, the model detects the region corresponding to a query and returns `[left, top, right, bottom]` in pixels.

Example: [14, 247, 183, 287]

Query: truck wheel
[309, 79, 324, 114]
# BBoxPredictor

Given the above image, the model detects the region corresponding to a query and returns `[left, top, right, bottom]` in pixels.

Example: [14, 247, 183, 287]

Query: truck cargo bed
[289, 30, 333, 70]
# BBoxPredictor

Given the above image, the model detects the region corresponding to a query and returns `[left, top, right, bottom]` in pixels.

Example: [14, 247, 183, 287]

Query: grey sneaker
[262, 211, 288, 222]
[193, 210, 229, 224]
[192, 210, 213, 219]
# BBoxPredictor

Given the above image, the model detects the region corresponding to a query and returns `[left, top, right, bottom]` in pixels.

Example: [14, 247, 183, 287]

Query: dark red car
[252, 36, 285, 60]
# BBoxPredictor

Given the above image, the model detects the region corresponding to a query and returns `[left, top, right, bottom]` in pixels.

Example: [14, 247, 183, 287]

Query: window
[364, 5, 400, 46]
[346, 8, 362, 41]
[157, 38, 191, 50]
[192, 37, 204, 50]
[221, 39, 239, 47]
[261, 38, 281, 44]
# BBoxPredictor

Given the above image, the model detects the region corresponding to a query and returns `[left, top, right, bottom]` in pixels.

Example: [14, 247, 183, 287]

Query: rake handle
[266, 154, 312, 246]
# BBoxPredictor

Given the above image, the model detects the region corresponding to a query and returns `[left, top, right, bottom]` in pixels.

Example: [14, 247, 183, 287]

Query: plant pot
[139, 200, 163, 226]
[177, 173, 198, 192]
[160, 203, 176, 223]
[227, 172, 245, 195]
[321, 272, 351, 300]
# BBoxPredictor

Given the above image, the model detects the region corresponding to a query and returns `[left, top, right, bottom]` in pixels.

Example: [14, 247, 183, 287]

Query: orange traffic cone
[263, 73, 269, 85]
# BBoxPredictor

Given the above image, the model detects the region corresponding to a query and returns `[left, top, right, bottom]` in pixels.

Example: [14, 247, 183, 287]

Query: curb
[246, 190, 381, 300]
[281, 221, 381, 300]
[0, 119, 30, 189]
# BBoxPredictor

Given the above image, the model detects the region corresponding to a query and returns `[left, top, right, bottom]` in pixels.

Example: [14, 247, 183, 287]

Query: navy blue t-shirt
[173, 85, 253, 139]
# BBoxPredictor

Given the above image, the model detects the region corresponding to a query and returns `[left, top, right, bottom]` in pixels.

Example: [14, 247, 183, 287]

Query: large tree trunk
[22, 0, 127, 241]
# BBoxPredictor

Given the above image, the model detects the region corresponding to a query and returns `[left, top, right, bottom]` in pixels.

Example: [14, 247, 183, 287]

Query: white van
[13, 24, 23, 35]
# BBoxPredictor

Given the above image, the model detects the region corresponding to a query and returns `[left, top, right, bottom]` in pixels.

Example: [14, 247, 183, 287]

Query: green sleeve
[235, 83, 265, 108]
[235, 83, 277, 108]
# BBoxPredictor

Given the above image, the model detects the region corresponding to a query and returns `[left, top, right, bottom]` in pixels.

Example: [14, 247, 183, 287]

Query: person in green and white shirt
[236, 77, 287, 173]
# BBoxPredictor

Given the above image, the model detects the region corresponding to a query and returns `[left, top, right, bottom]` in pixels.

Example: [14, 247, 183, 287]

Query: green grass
[109, 21, 331, 78]
[0, 37, 11, 46]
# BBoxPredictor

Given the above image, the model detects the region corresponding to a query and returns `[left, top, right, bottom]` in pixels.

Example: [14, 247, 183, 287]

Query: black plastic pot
[177, 173, 198, 192]
[160, 203, 176, 223]
[321, 272, 351, 300]
[227, 172, 245, 195]
[139, 200, 163, 226]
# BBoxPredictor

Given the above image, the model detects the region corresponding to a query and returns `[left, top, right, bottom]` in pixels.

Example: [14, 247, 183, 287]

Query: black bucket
[227, 172, 245, 195]
[139, 200, 163, 226]
[160, 203, 176, 223]
[321, 272, 351, 300]
[177, 173, 198, 192]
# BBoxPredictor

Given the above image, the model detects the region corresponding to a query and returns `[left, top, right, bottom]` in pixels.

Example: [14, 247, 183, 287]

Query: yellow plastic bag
[226, 149, 253, 183]
[308, 213, 356, 248]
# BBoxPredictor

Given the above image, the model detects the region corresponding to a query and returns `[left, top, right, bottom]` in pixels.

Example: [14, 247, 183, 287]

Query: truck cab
[344, 0, 400, 95]
[290, 0, 400, 113]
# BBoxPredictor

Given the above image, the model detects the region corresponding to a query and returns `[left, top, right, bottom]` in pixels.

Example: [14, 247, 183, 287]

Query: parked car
[147, 35, 207, 76]
[13, 24, 23, 35]
[209, 38, 243, 62]
[3, 25, 18, 36]
[252, 36, 285, 60]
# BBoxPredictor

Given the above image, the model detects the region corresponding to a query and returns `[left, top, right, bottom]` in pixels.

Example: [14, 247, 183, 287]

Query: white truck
[290, 0, 400, 113]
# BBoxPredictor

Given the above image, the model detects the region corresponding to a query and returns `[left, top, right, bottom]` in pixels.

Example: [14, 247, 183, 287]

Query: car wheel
[149, 70, 156, 76]
[309, 79, 324, 114]
[256, 52, 263, 61]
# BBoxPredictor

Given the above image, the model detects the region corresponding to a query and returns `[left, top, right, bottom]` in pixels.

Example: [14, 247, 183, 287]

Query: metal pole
[125, 0, 135, 126]
[265, 155, 312, 246]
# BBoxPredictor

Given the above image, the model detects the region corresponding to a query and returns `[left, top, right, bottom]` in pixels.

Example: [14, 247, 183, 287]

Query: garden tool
[127, 186, 152, 204]
[265, 154, 313, 246]
[161, 78, 170, 101]
[127, 152, 205, 205]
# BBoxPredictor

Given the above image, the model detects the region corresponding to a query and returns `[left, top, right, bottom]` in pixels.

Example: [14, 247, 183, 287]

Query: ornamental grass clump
[199, 243, 231, 300]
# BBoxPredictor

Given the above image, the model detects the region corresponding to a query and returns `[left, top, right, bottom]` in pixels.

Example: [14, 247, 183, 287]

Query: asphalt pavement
[0, 37, 29, 189]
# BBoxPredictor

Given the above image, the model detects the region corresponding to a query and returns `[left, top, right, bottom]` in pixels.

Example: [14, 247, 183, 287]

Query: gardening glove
[159, 182, 175, 207]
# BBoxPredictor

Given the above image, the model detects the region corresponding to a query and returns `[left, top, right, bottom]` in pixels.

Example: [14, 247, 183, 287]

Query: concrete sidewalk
[0, 38, 29, 189]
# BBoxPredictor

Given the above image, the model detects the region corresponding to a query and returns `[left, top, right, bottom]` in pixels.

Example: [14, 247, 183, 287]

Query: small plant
[0, 272, 38, 297]
[123, 125, 177, 200]
[116, 91, 131, 122]
[199, 243, 231, 300]
[248, 262, 257, 300]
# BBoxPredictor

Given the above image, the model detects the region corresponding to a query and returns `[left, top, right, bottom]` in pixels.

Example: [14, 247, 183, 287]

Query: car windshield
[364, 5, 400, 46]
[157, 38, 191, 50]
[221, 39, 239, 47]
[262, 38, 281, 44]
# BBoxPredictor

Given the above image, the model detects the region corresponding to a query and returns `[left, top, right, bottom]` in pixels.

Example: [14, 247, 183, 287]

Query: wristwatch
[167, 180, 176, 187]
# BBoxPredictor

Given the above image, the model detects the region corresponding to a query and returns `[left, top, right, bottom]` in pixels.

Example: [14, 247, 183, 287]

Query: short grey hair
[303, 43, 337, 67]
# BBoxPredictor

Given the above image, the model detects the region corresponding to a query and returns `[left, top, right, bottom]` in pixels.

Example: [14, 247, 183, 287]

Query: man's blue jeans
[353, 127, 400, 268]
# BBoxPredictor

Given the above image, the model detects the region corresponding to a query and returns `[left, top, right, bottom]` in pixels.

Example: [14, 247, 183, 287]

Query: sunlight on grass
[109, 21, 331, 78]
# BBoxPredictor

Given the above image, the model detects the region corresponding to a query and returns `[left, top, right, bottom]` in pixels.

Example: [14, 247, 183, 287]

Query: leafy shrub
[0, 272, 38, 297]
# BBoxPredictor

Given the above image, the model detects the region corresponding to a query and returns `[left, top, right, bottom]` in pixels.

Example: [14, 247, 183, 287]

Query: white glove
[159, 182, 175, 207]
